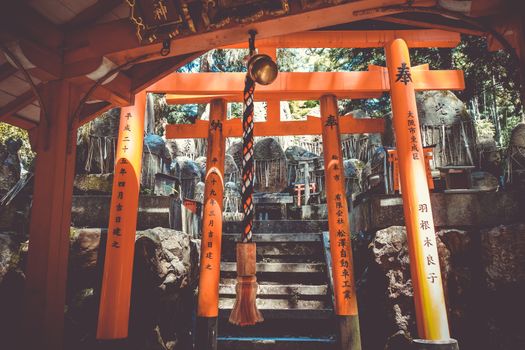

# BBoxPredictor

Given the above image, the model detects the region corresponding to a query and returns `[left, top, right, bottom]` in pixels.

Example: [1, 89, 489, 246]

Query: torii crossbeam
[159, 64, 463, 139]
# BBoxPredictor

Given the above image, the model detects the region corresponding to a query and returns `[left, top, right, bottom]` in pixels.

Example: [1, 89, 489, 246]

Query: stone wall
[71, 195, 171, 229]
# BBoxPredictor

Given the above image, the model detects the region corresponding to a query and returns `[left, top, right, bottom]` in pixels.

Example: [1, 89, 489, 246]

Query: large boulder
[360, 226, 469, 350]
[171, 157, 201, 199]
[142, 134, 173, 190]
[479, 224, 525, 349]
[285, 145, 318, 162]
[478, 138, 502, 177]
[253, 137, 288, 193]
[68, 228, 103, 290]
[417, 91, 468, 126]
[416, 91, 477, 167]
[144, 134, 172, 163]
[284, 145, 318, 188]
[65, 227, 200, 350]
[227, 141, 243, 175]
[170, 139, 197, 159]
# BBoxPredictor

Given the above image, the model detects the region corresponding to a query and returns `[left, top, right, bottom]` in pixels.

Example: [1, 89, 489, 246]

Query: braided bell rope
[241, 75, 255, 242]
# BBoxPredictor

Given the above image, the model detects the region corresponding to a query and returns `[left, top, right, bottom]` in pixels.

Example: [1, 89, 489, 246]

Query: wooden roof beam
[63, 0, 436, 65]
[222, 30, 460, 49]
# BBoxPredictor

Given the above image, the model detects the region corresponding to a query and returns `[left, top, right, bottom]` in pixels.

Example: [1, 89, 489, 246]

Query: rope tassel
[229, 73, 263, 326]
[229, 243, 263, 326]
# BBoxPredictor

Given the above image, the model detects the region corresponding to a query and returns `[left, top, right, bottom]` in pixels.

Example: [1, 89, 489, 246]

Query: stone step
[219, 278, 327, 286]
[220, 262, 324, 274]
[223, 220, 328, 234]
[219, 284, 328, 297]
[221, 243, 323, 263]
[219, 298, 329, 310]
[218, 308, 333, 320]
[222, 232, 322, 242]
[218, 336, 336, 350]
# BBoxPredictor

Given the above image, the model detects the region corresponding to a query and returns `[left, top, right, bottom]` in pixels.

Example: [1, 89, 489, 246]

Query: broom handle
[241, 74, 255, 243]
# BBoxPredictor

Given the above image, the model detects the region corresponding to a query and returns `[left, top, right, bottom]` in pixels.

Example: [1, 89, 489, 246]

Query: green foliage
[475, 119, 496, 143]
[229, 102, 243, 119]
[0, 122, 34, 169]
[452, 35, 523, 146]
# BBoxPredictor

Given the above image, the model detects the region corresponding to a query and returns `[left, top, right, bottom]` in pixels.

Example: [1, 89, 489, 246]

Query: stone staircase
[217, 220, 336, 350]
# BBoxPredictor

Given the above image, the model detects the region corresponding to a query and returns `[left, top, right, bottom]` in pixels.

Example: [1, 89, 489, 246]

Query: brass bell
[247, 54, 278, 85]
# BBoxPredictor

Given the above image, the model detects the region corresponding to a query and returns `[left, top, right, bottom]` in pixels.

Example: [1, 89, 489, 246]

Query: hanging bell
[247, 54, 278, 85]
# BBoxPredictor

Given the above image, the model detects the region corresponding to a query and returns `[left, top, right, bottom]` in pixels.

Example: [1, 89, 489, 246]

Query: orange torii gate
[97, 29, 465, 350]
[159, 40, 461, 350]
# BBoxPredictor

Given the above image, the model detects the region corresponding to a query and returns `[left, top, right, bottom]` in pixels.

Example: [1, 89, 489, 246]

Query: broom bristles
[228, 275, 264, 326]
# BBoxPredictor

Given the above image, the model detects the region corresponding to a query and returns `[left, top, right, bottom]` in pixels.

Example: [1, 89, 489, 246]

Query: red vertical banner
[320, 95, 359, 316]
[97, 92, 146, 339]
[197, 99, 226, 317]
[386, 39, 450, 340]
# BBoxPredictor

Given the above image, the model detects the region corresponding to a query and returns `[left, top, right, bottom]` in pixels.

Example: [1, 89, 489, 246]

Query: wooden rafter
[222, 30, 460, 49]
[63, 0, 123, 30]
[79, 101, 114, 126]
[376, 14, 486, 36]
[129, 52, 203, 94]
[0, 89, 37, 129]
[1, 113, 37, 130]
[0, 63, 17, 81]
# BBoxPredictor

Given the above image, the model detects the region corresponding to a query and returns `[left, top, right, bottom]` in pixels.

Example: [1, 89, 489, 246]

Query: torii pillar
[24, 80, 81, 350]
[386, 39, 458, 349]
[320, 95, 361, 350]
[97, 91, 146, 340]
[196, 99, 227, 350]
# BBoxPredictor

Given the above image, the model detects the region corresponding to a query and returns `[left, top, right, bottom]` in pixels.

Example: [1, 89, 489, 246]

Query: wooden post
[386, 39, 458, 349]
[97, 91, 146, 339]
[304, 161, 311, 205]
[24, 80, 81, 350]
[320, 95, 361, 350]
[196, 99, 227, 350]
